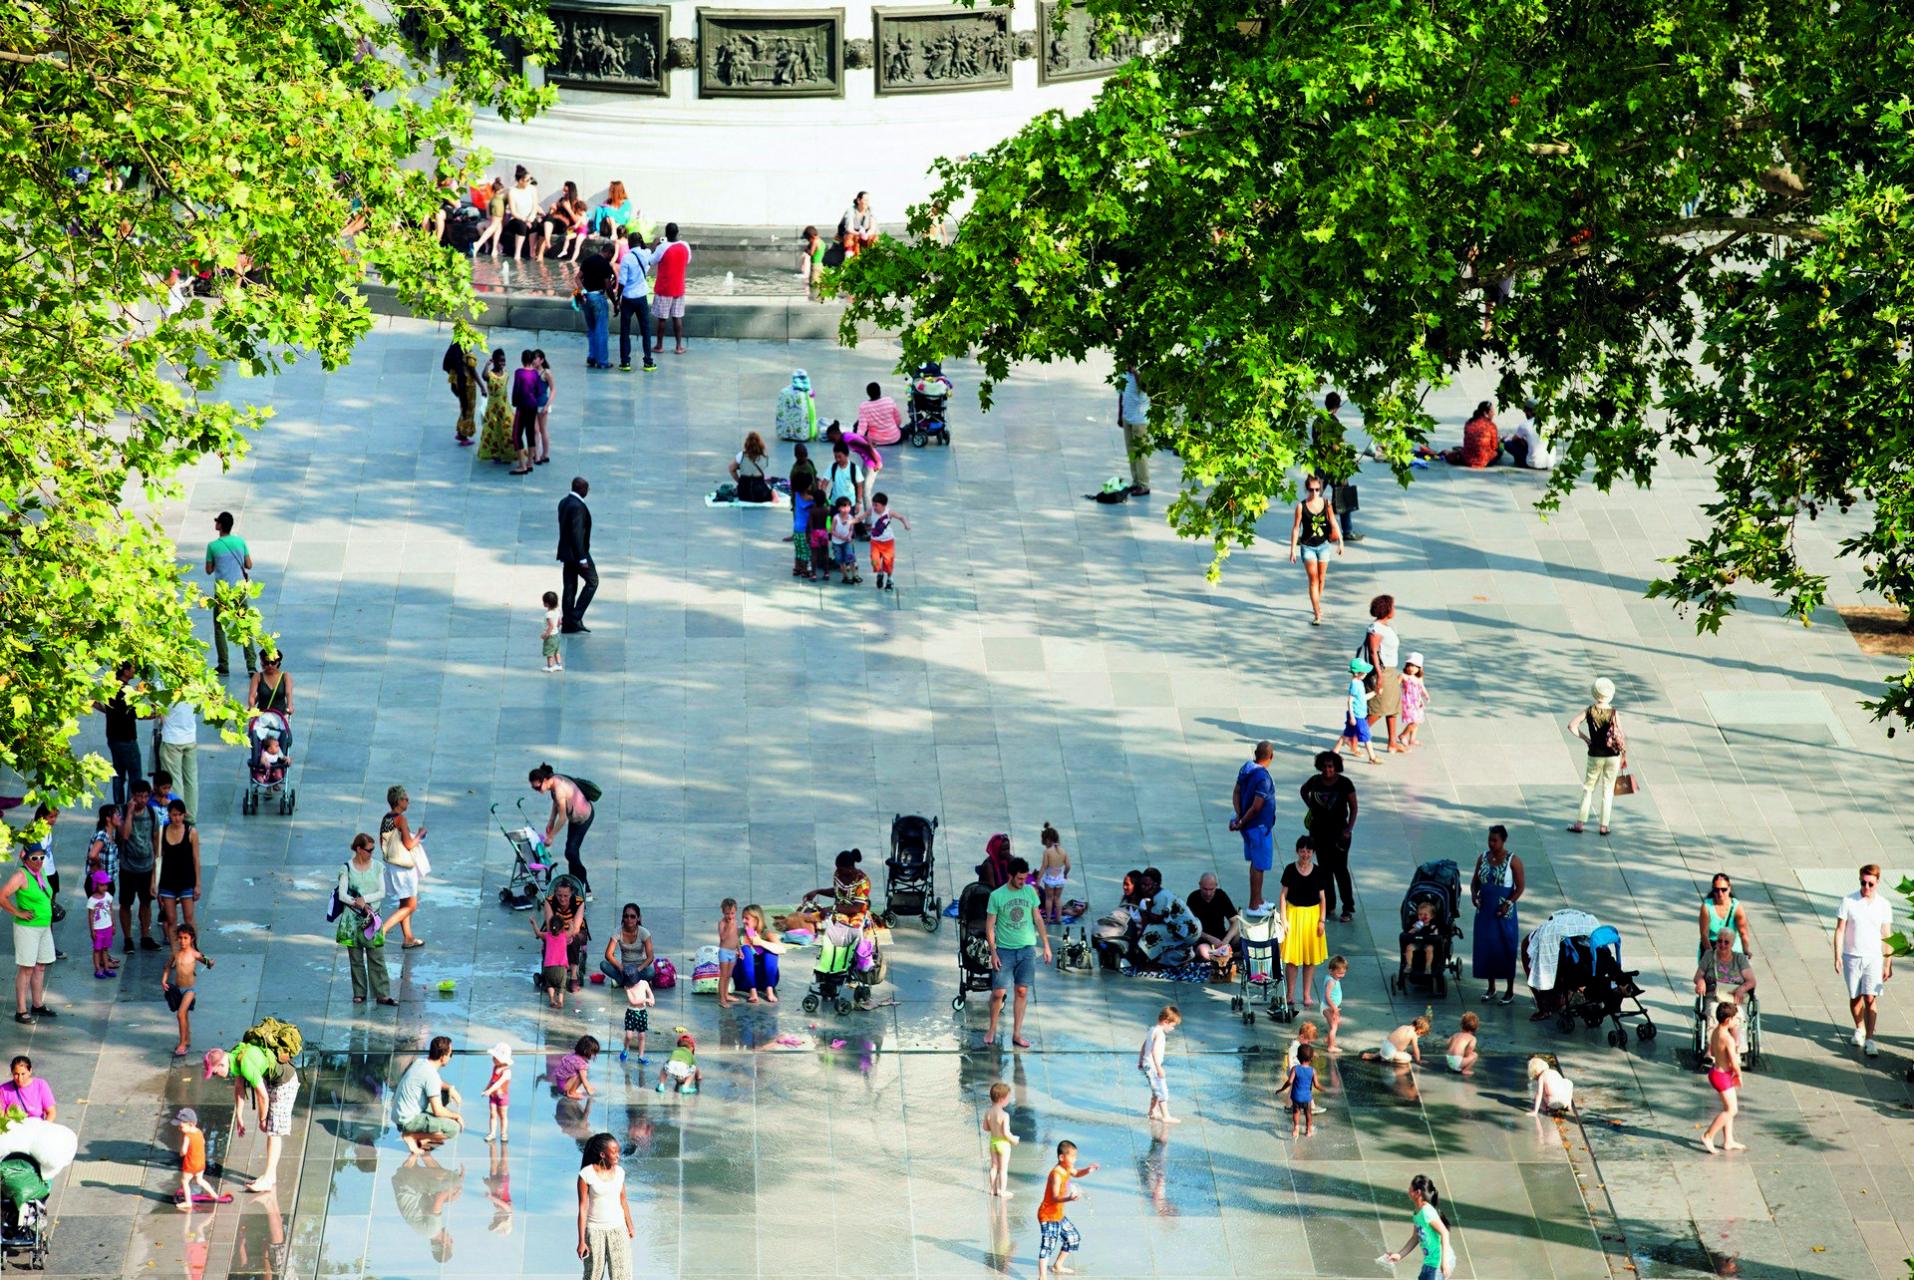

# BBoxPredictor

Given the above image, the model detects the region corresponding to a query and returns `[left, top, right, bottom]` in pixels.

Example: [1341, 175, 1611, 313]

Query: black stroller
[1391, 859, 1464, 997]
[1543, 924, 1657, 1048]
[951, 881, 995, 1011]
[908, 362, 953, 447]
[883, 814, 942, 932]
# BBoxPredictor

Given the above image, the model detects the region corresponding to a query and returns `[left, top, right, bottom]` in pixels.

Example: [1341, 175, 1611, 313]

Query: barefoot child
[868, 491, 910, 592]
[1285, 1020, 1320, 1072]
[87, 870, 119, 978]
[621, 978, 654, 1063]
[174, 1108, 229, 1208]
[482, 1043, 511, 1141]
[540, 590, 563, 672]
[1036, 1140, 1099, 1280]
[1323, 956, 1347, 1053]
[1445, 1013, 1479, 1074]
[1360, 1015, 1430, 1066]
[1037, 823, 1070, 925]
[1276, 1042, 1317, 1137]
[1138, 1006, 1182, 1124]
[982, 1081, 1019, 1198]
[161, 924, 213, 1057]
[1701, 1005, 1746, 1153]
[1338, 659, 1380, 765]
[717, 898, 740, 1009]
[1399, 653, 1429, 747]
[539, 917, 571, 1010]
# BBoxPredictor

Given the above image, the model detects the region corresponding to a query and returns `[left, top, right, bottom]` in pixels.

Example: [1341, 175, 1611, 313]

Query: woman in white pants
[1567, 678, 1626, 836]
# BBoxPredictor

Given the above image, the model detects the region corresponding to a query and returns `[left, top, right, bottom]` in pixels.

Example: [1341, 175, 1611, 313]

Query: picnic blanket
[704, 490, 790, 509]
[1119, 961, 1216, 984]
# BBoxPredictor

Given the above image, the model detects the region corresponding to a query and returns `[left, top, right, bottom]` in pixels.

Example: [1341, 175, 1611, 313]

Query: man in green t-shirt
[204, 1036, 298, 1192]
[204, 511, 257, 676]
[986, 858, 1051, 1049]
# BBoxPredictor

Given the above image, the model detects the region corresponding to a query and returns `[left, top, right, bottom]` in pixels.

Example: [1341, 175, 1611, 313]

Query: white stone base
[467, 0, 1105, 227]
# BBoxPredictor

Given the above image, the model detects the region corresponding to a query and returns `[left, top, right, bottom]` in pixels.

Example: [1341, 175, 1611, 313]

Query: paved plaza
[14, 316, 1914, 1279]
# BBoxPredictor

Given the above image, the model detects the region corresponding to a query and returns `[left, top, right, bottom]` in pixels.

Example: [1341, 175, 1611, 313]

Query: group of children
[1337, 653, 1431, 764]
[791, 482, 911, 588]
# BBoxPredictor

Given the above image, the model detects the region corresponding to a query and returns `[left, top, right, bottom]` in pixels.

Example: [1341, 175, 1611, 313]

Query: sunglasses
[1306, 484, 1323, 493]
[1712, 884, 1731, 892]
[22, 854, 44, 862]
[1861, 877, 1878, 886]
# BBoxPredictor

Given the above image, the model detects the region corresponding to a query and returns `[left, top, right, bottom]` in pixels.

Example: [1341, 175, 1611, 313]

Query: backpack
[1353, 634, 1380, 692]
[243, 1017, 304, 1084]
[651, 956, 677, 989]
[568, 775, 603, 803]
[1090, 475, 1131, 504]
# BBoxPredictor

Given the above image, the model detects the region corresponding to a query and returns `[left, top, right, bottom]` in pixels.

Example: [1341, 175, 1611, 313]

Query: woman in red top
[1442, 401, 1502, 467]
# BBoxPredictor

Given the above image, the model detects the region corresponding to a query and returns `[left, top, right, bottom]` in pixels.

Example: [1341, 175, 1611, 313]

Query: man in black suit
[557, 476, 596, 633]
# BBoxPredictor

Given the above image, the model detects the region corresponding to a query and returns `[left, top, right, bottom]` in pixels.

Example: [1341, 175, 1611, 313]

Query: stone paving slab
[9, 316, 1913, 1277]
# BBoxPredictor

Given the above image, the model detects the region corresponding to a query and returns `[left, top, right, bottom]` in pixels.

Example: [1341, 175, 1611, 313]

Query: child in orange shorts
[868, 492, 910, 592]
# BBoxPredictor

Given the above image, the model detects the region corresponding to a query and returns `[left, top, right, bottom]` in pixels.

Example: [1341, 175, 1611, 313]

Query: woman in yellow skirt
[1279, 835, 1331, 1009]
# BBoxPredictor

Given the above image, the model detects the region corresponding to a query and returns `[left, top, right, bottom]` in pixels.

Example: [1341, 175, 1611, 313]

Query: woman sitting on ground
[589, 181, 634, 237]
[1441, 401, 1502, 467]
[728, 432, 775, 503]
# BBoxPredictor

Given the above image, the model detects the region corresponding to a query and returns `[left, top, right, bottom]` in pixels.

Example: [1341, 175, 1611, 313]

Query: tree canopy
[0, 0, 551, 814]
[836, 0, 1914, 727]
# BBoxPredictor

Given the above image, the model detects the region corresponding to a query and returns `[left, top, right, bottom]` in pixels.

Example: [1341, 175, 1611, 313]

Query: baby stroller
[802, 917, 883, 1015]
[907, 361, 953, 448]
[1550, 924, 1657, 1048]
[1391, 859, 1463, 997]
[241, 709, 296, 815]
[0, 1117, 73, 1271]
[883, 814, 941, 931]
[1230, 905, 1291, 1025]
[492, 799, 556, 910]
[951, 881, 996, 1011]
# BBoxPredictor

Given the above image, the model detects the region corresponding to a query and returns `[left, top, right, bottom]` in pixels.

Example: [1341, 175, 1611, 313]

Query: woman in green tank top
[1698, 874, 1754, 958]
[1, 847, 57, 1022]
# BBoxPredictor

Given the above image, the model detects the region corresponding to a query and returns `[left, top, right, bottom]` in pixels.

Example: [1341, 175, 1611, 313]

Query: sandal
[377, 997, 399, 1007]
[353, 996, 365, 1004]
[403, 939, 426, 950]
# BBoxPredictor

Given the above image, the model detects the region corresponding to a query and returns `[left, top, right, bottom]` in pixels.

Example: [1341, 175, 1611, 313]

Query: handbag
[1613, 770, 1639, 796]
[1333, 482, 1359, 513]
[380, 826, 415, 870]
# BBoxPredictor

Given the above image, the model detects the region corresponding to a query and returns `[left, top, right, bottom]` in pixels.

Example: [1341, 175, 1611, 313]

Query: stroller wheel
[1637, 1022, 1657, 1042]
[1554, 1009, 1575, 1033]
[1230, 996, 1244, 1013]
[911, 430, 929, 448]
[951, 994, 966, 1012]
[882, 911, 898, 929]
[835, 998, 853, 1016]
[1243, 1012, 1254, 1026]
[499, 887, 513, 906]
[800, 994, 819, 1013]
[1607, 1029, 1626, 1049]
[920, 911, 939, 933]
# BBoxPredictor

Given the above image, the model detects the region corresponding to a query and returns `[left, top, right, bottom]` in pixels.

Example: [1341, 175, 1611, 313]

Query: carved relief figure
[887, 31, 915, 81]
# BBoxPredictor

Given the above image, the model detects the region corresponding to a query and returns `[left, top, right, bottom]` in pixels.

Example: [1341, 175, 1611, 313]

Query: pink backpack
[651, 957, 677, 989]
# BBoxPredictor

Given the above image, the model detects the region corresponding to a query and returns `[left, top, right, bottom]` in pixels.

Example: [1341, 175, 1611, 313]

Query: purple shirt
[0, 1078, 54, 1118]
[511, 367, 543, 408]
[550, 1052, 589, 1093]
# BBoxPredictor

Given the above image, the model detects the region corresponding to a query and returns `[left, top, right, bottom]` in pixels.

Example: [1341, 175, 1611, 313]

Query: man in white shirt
[1505, 398, 1555, 469]
[157, 700, 199, 822]
[1118, 367, 1150, 496]
[1833, 863, 1896, 1056]
[615, 230, 659, 372]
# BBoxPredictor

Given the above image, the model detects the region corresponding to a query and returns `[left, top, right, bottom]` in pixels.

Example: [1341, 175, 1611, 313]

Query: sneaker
[1865, 1039, 1880, 1057]
[1345, 532, 1367, 542]
[656, 1081, 666, 1093]
[883, 579, 894, 591]
[642, 362, 656, 373]
[1130, 484, 1151, 497]
[617, 364, 632, 372]
[1854, 1026, 1869, 1047]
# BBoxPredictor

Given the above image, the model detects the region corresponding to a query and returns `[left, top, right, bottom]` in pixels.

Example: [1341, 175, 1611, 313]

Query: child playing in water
[1138, 1005, 1181, 1124]
[1285, 1020, 1320, 1072]
[657, 1031, 701, 1095]
[1444, 1012, 1479, 1074]
[1361, 1016, 1430, 1067]
[717, 898, 741, 1010]
[539, 918, 572, 1011]
[1277, 1043, 1317, 1137]
[621, 978, 654, 1063]
[1037, 823, 1070, 924]
[482, 1042, 511, 1141]
[982, 1081, 1019, 1198]
[1323, 956, 1347, 1054]
[161, 924, 213, 1058]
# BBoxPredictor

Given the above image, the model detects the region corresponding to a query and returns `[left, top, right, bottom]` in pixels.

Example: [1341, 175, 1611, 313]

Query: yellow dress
[476, 368, 513, 461]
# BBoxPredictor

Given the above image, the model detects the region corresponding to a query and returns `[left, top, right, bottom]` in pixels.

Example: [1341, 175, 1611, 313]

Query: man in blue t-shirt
[1229, 740, 1277, 908]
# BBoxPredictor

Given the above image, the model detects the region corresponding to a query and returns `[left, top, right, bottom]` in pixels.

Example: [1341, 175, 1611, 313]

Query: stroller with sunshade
[1391, 859, 1463, 998]
[1525, 915, 1657, 1048]
[951, 881, 996, 1011]
[241, 709, 296, 815]
[1229, 904, 1291, 1025]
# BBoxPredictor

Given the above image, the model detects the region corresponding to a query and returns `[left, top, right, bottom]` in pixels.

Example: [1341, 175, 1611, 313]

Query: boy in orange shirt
[174, 1107, 230, 1208]
[1037, 1140, 1099, 1278]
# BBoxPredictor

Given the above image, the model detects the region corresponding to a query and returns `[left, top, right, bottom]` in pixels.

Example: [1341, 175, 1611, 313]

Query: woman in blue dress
[1470, 825, 1525, 1004]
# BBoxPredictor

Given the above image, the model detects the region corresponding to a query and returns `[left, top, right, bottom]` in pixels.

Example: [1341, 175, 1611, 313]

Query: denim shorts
[1299, 542, 1330, 564]
[991, 945, 1037, 990]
